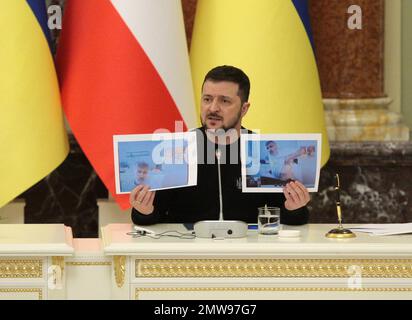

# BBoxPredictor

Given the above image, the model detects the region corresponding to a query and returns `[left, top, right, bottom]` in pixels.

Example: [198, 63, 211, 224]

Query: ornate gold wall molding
[0, 259, 43, 278]
[135, 259, 412, 278]
[135, 286, 412, 300]
[0, 288, 43, 300]
[114, 256, 126, 288]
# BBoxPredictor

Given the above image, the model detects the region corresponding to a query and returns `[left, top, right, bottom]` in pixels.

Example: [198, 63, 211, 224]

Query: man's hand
[283, 180, 310, 211]
[129, 185, 155, 215]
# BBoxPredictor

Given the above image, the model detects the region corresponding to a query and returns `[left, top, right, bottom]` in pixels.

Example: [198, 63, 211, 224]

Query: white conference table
[0, 224, 73, 300]
[101, 223, 412, 300]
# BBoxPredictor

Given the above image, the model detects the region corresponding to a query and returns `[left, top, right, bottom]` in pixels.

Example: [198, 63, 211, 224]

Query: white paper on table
[349, 223, 412, 236]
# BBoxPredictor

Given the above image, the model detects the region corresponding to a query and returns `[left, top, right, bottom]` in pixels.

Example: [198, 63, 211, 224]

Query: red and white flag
[56, 0, 197, 209]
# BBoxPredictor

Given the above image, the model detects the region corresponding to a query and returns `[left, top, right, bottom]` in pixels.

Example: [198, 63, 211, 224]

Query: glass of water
[258, 206, 280, 235]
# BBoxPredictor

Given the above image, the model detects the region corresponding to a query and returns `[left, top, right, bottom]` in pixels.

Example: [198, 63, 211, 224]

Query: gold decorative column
[113, 256, 126, 288]
[309, 0, 409, 141]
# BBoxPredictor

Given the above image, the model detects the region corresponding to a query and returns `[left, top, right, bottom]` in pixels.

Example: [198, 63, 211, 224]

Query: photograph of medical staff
[245, 139, 318, 190]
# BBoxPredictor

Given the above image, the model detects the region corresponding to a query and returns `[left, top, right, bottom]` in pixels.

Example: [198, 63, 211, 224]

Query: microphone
[216, 148, 224, 221]
[193, 146, 248, 239]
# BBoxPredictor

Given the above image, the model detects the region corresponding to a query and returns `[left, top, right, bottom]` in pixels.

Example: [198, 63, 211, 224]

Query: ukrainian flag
[190, 0, 330, 166]
[0, 1, 69, 208]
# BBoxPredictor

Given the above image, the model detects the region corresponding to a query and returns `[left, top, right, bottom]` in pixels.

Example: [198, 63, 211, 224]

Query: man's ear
[241, 102, 250, 118]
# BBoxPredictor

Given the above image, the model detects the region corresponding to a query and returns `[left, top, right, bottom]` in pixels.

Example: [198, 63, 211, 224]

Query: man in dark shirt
[130, 65, 310, 225]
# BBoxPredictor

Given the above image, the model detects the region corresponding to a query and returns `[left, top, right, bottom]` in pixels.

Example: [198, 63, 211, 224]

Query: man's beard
[201, 110, 242, 132]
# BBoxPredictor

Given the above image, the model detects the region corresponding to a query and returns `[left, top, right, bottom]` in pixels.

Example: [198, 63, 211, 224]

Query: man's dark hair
[137, 162, 149, 169]
[202, 65, 250, 104]
[265, 141, 276, 147]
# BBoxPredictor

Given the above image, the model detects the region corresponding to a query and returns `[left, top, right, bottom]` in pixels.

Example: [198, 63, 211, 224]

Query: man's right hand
[129, 185, 155, 215]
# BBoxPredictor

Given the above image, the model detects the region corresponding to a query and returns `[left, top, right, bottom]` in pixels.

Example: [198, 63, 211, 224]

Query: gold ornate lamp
[325, 174, 356, 239]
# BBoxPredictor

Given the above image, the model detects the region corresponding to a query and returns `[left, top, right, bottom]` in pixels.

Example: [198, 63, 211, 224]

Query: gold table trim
[51, 256, 65, 279]
[135, 287, 412, 300]
[66, 262, 112, 266]
[114, 256, 126, 288]
[0, 259, 43, 279]
[0, 288, 43, 300]
[135, 259, 412, 278]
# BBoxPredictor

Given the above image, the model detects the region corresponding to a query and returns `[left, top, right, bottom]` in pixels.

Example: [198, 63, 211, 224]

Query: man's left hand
[283, 181, 310, 211]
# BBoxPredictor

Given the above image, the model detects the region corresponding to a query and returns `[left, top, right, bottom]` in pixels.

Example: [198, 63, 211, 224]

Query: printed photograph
[241, 134, 321, 192]
[113, 132, 197, 194]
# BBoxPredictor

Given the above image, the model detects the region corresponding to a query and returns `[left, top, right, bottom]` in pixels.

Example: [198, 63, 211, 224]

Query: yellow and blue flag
[0, 1, 69, 208]
[190, 0, 330, 166]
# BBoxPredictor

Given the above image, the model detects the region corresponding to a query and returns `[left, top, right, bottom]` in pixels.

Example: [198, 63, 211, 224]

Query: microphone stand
[193, 143, 247, 238]
[216, 148, 224, 221]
